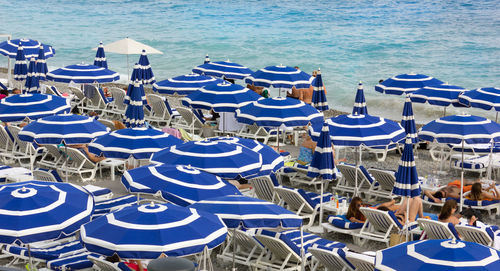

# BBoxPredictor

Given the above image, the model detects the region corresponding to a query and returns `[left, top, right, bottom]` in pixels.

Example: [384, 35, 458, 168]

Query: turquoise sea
[1, 0, 499, 122]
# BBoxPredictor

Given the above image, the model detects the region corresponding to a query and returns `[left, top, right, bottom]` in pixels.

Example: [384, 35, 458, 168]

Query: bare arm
[349, 217, 365, 223]
[424, 190, 441, 203]
[81, 146, 106, 163]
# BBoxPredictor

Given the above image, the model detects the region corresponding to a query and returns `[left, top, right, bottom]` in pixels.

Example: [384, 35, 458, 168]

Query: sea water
[1, 0, 499, 122]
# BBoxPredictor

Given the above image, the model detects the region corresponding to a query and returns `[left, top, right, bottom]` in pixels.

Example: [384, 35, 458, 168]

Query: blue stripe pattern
[0, 181, 94, 244]
[245, 65, 312, 89]
[0, 94, 71, 122]
[36, 45, 48, 81]
[121, 164, 241, 206]
[93, 42, 108, 69]
[153, 73, 224, 95]
[18, 114, 109, 144]
[236, 97, 324, 127]
[182, 82, 261, 112]
[24, 57, 40, 93]
[352, 82, 368, 115]
[151, 140, 262, 179]
[375, 239, 500, 270]
[88, 127, 182, 159]
[193, 60, 253, 80]
[458, 87, 500, 112]
[307, 123, 336, 180]
[47, 64, 119, 83]
[393, 137, 421, 197]
[401, 96, 419, 144]
[410, 83, 467, 107]
[418, 114, 500, 144]
[188, 195, 302, 228]
[13, 44, 27, 81]
[80, 203, 228, 259]
[309, 114, 406, 147]
[134, 49, 156, 84]
[123, 80, 147, 128]
[311, 69, 329, 111]
[375, 73, 444, 95]
[0, 39, 55, 59]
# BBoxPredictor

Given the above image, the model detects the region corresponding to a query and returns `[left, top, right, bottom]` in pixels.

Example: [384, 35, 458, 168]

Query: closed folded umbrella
[134, 49, 155, 84]
[311, 69, 329, 112]
[352, 82, 368, 115]
[93, 42, 108, 69]
[36, 45, 48, 81]
[13, 44, 27, 81]
[24, 57, 39, 93]
[401, 96, 419, 143]
[123, 80, 147, 128]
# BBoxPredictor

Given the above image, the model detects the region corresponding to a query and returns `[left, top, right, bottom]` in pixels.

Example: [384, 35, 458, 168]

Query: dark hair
[439, 199, 457, 221]
[377, 206, 390, 212]
[0, 89, 9, 96]
[470, 183, 482, 201]
[105, 254, 120, 263]
[379, 79, 384, 83]
[346, 197, 363, 221]
[433, 191, 444, 199]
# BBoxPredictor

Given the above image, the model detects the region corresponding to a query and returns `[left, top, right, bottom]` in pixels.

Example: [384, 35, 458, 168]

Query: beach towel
[162, 127, 181, 139]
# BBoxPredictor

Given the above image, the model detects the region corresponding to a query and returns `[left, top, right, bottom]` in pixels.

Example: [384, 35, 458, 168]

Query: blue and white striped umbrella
[410, 83, 467, 107]
[153, 73, 224, 95]
[182, 82, 262, 113]
[24, 57, 39, 93]
[311, 69, 329, 112]
[88, 127, 182, 160]
[0, 39, 55, 59]
[401, 96, 419, 144]
[19, 114, 109, 144]
[309, 114, 406, 147]
[245, 65, 312, 89]
[134, 49, 155, 84]
[418, 114, 500, 145]
[123, 80, 147, 128]
[352, 82, 368, 115]
[36, 45, 48, 81]
[393, 136, 421, 197]
[188, 195, 302, 229]
[0, 94, 71, 122]
[206, 136, 284, 175]
[307, 123, 335, 181]
[121, 164, 241, 206]
[0, 181, 94, 244]
[458, 87, 500, 121]
[375, 239, 500, 271]
[151, 140, 262, 179]
[204, 54, 210, 64]
[236, 97, 324, 127]
[193, 60, 253, 80]
[93, 42, 108, 69]
[13, 44, 27, 81]
[81, 203, 227, 259]
[375, 73, 444, 96]
[47, 64, 119, 83]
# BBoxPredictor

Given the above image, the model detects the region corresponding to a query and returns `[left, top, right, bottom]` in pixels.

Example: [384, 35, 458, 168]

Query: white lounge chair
[60, 147, 99, 182]
[68, 86, 88, 113]
[321, 215, 366, 246]
[0, 125, 17, 164]
[37, 144, 66, 170]
[250, 176, 280, 203]
[146, 94, 181, 127]
[88, 255, 131, 271]
[308, 245, 354, 271]
[217, 229, 266, 269]
[33, 168, 62, 182]
[362, 143, 400, 162]
[367, 168, 398, 200]
[108, 87, 127, 117]
[236, 123, 281, 145]
[176, 107, 204, 136]
[417, 218, 459, 240]
[335, 164, 377, 198]
[455, 224, 495, 247]
[345, 251, 375, 271]
[98, 118, 117, 131]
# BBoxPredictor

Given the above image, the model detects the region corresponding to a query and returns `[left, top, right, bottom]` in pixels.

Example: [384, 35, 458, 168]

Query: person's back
[301, 86, 314, 104]
[438, 199, 460, 225]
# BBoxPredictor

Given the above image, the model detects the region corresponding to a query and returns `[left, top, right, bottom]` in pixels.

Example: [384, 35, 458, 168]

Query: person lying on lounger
[377, 197, 425, 225]
[423, 179, 479, 203]
[346, 196, 397, 223]
[468, 182, 500, 201]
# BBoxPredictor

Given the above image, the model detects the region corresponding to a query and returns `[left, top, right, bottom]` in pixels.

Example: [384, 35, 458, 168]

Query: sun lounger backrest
[65, 147, 96, 169]
[274, 186, 314, 214]
[109, 87, 127, 111]
[346, 251, 375, 271]
[235, 229, 264, 252]
[88, 256, 123, 271]
[368, 168, 396, 192]
[337, 164, 372, 189]
[360, 207, 398, 233]
[176, 107, 197, 126]
[255, 233, 302, 263]
[98, 119, 116, 131]
[308, 246, 354, 271]
[455, 225, 493, 246]
[417, 218, 459, 240]
[250, 176, 277, 202]
[147, 94, 171, 119]
[33, 169, 62, 182]
[69, 86, 85, 101]
[0, 125, 15, 151]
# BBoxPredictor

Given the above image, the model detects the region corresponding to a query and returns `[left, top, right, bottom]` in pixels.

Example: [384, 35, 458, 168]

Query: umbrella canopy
[458, 87, 500, 121]
[206, 136, 284, 175]
[245, 65, 313, 89]
[93, 42, 108, 69]
[307, 123, 336, 181]
[311, 69, 329, 112]
[192, 60, 253, 80]
[36, 45, 48, 81]
[401, 96, 419, 144]
[88, 127, 182, 160]
[153, 73, 224, 95]
[121, 164, 241, 206]
[375, 239, 500, 270]
[188, 195, 302, 229]
[47, 64, 119, 83]
[19, 114, 109, 144]
[0, 181, 94, 244]
[81, 203, 227, 259]
[151, 140, 262, 179]
[0, 94, 71, 122]
[134, 50, 155, 84]
[375, 73, 444, 96]
[13, 44, 27, 81]
[123, 80, 147, 128]
[418, 114, 500, 145]
[182, 82, 261, 113]
[24, 57, 40, 93]
[99, 38, 163, 55]
[236, 97, 324, 127]
[204, 54, 210, 64]
[352, 82, 368, 115]
[393, 137, 421, 197]
[309, 114, 406, 147]
[410, 83, 467, 107]
[0, 38, 55, 59]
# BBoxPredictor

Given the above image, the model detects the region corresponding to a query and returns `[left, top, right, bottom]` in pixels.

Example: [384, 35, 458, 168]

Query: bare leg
[408, 197, 424, 222]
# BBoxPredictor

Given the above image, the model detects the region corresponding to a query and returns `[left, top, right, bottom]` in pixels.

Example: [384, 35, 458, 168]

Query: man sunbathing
[423, 179, 479, 203]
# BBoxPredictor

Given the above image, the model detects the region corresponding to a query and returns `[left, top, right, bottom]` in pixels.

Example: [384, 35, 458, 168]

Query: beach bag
[389, 233, 406, 247]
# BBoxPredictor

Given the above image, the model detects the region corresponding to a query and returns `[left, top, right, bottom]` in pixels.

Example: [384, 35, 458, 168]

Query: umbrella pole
[406, 196, 410, 242]
[318, 178, 324, 231]
[496, 112, 498, 123]
[7, 57, 11, 87]
[277, 126, 280, 151]
[460, 139, 464, 212]
[300, 226, 305, 271]
[126, 54, 130, 80]
[28, 244, 33, 271]
[354, 146, 361, 197]
[443, 107, 446, 117]
[487, 140, 493, 180]
[232, 227, 237, 271]
[65, 143, 69, 182]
